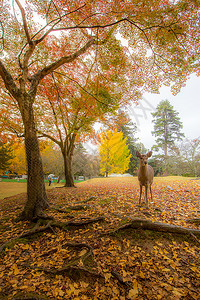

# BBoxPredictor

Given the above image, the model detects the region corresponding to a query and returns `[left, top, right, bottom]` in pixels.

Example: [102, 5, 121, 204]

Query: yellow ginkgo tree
[98, 129, 131, 177]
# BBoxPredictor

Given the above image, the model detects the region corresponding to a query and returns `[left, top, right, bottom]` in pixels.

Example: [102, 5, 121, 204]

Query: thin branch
[46, 0, 61, 22]
[0, 20, 4, 52]
[51, 73, 68, 138]
[15, 0, 31, 44]
[53, 71, 112, 108]
[33, 4, 86, 44]
[169, 26, 190, 55]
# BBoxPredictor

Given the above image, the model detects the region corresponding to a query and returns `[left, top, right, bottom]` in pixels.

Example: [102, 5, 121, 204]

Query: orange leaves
[1, 176, 200, 299]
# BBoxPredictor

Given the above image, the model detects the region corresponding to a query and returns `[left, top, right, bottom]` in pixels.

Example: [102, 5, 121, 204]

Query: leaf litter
[0, 176, 200, 299]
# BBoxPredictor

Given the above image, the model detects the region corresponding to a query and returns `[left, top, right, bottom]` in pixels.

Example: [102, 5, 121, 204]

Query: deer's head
[136, 151, 152, 167]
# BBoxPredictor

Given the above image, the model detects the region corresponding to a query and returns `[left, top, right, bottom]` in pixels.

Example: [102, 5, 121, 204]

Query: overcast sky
[128, 74, 200, 151]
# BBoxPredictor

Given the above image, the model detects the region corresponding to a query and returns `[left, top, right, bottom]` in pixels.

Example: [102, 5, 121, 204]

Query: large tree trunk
[19, 97, 49, 220]
[61, 135, 76, 187]
[63, 151, 75, 187]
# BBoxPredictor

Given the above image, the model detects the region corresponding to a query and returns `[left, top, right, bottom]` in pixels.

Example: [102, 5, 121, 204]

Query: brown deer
[136, 151, 154, 206]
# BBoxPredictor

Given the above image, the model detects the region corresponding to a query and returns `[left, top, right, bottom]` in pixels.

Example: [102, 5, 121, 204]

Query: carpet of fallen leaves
[0, 176, 200, 300]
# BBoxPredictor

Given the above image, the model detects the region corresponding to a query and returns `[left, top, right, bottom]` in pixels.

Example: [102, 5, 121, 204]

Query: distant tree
[112, 111, 139, 174]
[73, 144, 100, 179]
[152, 100, 184, 159]
[179, 138, 200, 177]
[40, 141, 64, 177]
[9, 141, 27, 175]
[98, 130, 131, 177]
[0, 142, 14, 172]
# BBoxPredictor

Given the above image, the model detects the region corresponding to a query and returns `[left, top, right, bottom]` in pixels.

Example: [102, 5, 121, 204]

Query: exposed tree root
[0, 221, 54, 252]
[107, 218, 200, 237]
[186, 218, 200, 226]
[53, 216, 105, 228]
[20, 241, 103, 282]
[51, 197, 95, 214]
[39, 242, 93, 263]
[37, 265, 104, 281]
[73, 196, 96, 205]
[0, 217, 105, 253]
[111, 269, 132, 289]
[51, 207, 75, 216]
[52, 204, 92, 215]
[12, 291, 54, 300]
[62, 204, 92, 210]
[32, 215, 54, 222]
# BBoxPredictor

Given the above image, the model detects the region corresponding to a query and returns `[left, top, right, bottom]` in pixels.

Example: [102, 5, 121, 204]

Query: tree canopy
[0, 0, 200, 220]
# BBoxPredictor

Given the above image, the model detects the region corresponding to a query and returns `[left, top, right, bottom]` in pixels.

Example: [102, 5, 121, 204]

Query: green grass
[0, 180, 84, 199]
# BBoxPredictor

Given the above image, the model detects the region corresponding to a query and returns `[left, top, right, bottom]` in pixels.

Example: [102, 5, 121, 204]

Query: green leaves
[152, 99, 184, 157]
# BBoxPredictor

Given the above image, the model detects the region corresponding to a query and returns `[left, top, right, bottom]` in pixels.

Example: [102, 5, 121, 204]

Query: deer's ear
[136, 151, 141, 158]
[147, 151, 152, 158]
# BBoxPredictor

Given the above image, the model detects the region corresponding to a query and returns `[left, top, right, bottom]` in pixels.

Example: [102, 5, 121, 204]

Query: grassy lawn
[0, 180, 83, 200]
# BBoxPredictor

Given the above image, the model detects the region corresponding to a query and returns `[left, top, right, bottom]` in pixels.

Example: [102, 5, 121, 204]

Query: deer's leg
[139, 185, 142, 206]
[150, 184, 153, 202]
[145, 185, 148, 206]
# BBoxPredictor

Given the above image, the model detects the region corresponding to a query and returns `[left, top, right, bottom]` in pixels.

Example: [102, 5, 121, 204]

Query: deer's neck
[140, 165, 148, 173]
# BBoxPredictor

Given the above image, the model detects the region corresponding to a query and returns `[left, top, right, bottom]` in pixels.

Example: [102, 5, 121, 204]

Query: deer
[136, 151, 154, 207]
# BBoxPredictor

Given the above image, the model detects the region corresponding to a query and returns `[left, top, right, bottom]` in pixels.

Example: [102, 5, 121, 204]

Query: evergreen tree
[116, 116, 138, 174]
[151, 100, 184, 159]
[114, 111, 148, 174]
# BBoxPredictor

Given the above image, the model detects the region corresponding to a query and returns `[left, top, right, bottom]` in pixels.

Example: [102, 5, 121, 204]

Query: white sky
[128, 74, 200, 151]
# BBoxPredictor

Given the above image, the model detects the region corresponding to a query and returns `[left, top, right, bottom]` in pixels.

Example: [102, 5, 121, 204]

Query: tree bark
[62, 149, 75, 187]
[19, 95, 49, 220]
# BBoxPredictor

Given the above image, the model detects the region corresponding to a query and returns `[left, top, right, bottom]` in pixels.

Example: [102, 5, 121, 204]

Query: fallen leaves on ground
[0, 176, 200, 299]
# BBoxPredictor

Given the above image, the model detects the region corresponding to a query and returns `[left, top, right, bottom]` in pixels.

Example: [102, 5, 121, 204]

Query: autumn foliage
[0, 176, 200, 299]
[0, 0, 200, 219]
[98, 130, 131, 177]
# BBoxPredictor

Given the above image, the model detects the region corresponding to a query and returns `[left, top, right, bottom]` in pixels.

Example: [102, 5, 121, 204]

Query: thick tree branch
[37, 130, 61, 147]
[51, 73, 69, 139]
[0, 60, 20, 99]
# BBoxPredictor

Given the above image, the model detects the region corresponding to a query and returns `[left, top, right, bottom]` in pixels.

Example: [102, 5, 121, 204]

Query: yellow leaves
[128, 280, 138, 299]
[79, 249, 88, 257]
[121, 269, 127, 279]
[98, 129, 131, 176]
[58, 289, 65, 297]
[139, 271, 145, 279]
[104, 272, 112, 282]
[162, 268, 171, 272]
[172, 287, 185, 298]
[13, 264, 19, 276]
[80, 282, 89, 289]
